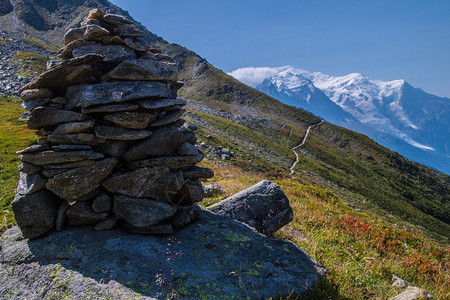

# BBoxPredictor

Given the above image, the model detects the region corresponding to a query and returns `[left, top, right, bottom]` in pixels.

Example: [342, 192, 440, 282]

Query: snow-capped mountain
[231, 66, 450, 174]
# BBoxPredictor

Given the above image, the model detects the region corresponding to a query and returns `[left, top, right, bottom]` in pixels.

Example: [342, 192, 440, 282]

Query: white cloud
[227, 66, 290, 87]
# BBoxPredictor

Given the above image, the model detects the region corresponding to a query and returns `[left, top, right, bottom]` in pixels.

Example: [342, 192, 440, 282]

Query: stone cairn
[12, 9, 214, 239]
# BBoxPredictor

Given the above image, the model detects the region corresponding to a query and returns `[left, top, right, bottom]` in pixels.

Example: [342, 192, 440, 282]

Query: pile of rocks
[12, 9, 214, 239]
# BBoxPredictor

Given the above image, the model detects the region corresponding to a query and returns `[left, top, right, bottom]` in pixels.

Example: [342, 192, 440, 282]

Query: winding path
[289, 120, 324, 175]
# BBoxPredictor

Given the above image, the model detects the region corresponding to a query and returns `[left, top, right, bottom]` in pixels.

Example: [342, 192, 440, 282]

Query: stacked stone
[12, 9, 214, 239]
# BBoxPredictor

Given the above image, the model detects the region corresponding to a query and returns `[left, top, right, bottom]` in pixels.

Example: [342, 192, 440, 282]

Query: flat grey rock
[19, 54, 104, 95]
[20, 88, 54, 101]
[109, 59, 178, 82]
[149, 109, 184, 127]
[113, 195, 177, 227]
[73, 44, 136, 63]
[65, 81, 173, 110]
[47, 133, 106, 146]
[182, 166, 215, 179]
[46, 158, 117, 203]
[102, 166, 184, 203]
[138, 98, 187, 110]
[0, 208, 326, 299]
[127, 153, 204, 170]
[52, 120, 95, 135]
[52, 144, 92, 151]
[124, 126, 190, 161]
[209, 180, 294, 236]
[27, 107, 88, 130]
[103, 13, 134, 26]
[81, 103, 140, 114]
[94, 125, 152, 141]
[20, 150, 104, 166]
[93, 140, 130, 157]
[103, 111, 157, 129]
[21, 98, 49, 111]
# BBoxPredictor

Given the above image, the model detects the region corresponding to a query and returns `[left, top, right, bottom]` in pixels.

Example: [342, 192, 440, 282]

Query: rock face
[11, 9, 213, 238]
[209, 180, 294, 236]
[0, 208, 327, 299]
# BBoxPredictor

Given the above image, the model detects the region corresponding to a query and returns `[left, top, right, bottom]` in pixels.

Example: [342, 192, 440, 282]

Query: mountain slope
[254, 67, 450, 174]
[0, 0, 448, 240]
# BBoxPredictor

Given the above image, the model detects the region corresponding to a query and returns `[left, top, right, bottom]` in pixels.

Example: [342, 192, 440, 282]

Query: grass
[199, 161, 450, 299]
[0, 97, 36, 233]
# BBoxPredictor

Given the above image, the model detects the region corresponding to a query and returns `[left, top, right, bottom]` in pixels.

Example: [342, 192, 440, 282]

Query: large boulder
[208, 180, 294, 236]
[0, 208, 326, 299]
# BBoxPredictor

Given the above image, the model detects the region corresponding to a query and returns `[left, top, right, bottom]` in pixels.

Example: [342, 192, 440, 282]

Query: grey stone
[93, 140, 130, 157]
[55, 201, 70, 231]
[17, 162, 42, 175]
[41, 169, 71, 178]
[123, 222, 173, 235]
[16, 144, 50, 154]
[47, 133, 106, 145]
[20, 150, 104, 166]
[94, 217, 118, 231]
[18, 112, 30, 121]
[40, 160, 95, 170]
[73, 44, 136, 63]
[65, 81, 172, 110]
[109, 59, 178, 82]
[177, 142, 199, 156]
[115, 25, 145, 38]
[0, 209, 326, 299]
[92, 193, 112, 213]
[104, 111, 157, 129]
[124, 126, 190, 161]
[21, 98, 49, 111]
[19, 54, 104, 95]
[27, 107, 87, 130]
[58, 38, 95, 59]
[209, 180, 294, 236]
[81, 103, 140, 114]
[67, 202, 109, 226]
[127, 153, 204, 170]
[46, 158, 117, 203]
[102, 166, 184, 203]
[64, 27, 85, 45]
[20, 88, 54, 101]
[103, 13, 134, 26]
[94, 125, 152, 140]
[52, 144, 92, 151]
[149, 109, 184, 127]
[182, 166, 214, 180]
[50, 97, 67, 105]
[17, 172, 47, 195]
[52, 120, 95, 135]
[86, 8, 106, 21]
[10, 190, 59, 238]
[113, 195, 177, 227]
[392, 275, 410, 288]
[173, 179, 205, 205]
[83, 24, 110, 41]
[389, 286, 434, 300]
[170, 205, 196, 229]
[138, 98, 187, 110]
[155, 53, 174, 63]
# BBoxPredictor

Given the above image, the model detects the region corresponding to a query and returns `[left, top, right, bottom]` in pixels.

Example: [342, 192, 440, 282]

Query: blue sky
[110, 0, 450, 97]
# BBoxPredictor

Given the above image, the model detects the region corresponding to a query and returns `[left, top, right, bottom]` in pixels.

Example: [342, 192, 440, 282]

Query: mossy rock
[0, 207, 326, 299]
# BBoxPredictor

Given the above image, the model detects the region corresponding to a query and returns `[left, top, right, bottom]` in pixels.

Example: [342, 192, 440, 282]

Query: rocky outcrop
[12, 9, 213, 238]
[209, 180, 294, 236]
[389, 286, 434, 300]
[0, 207, 327, 299]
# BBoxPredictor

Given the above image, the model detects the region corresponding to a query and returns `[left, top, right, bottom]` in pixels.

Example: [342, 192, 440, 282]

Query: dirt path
[289, 120, 324, 175]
